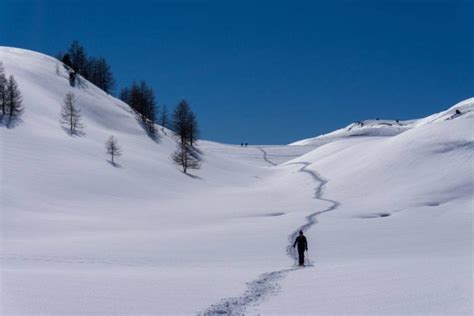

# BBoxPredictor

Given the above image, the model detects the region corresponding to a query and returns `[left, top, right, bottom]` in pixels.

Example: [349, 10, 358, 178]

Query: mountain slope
[0, 47, 320, 314]
[1, 47, 472, 315]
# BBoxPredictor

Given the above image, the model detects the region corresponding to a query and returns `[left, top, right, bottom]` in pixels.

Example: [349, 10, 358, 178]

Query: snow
[291, 97, 474, 147]
[0, 47, 472, 315]
[255, 118, 473, 314]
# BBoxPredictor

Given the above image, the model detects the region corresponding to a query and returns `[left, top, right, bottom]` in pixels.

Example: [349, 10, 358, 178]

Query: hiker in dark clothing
[293, 230, 308, 266]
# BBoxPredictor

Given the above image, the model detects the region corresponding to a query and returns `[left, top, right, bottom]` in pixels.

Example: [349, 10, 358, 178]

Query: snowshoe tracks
[200, 155, 340, 315]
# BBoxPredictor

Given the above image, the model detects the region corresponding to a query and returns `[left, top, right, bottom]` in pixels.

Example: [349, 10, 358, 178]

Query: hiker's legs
[298, 250, 304, 266]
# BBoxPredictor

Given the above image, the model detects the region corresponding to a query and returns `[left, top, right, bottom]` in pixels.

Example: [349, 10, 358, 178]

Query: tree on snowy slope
[61, 53, 72, 69]
[172, 142, 200, 173]
[59, 43, 116, 93]
[6, 75, 23, 120]
[171, 100, 200, 173]
[106, 136, 122, 165]
[60, 92, 83, 135]
[119, 87, 131, 106]
[86, 57, 115, 94]
[140, 81, 157, 134]
[56, 51, 72, 69]
[68, 41, 88, 77]
[0, 62, 7, 115]
[171, 100, 193, 145]
[187, 111, 199, 147]
[120, 81, 157, 136]
[160, 104, 168, 133]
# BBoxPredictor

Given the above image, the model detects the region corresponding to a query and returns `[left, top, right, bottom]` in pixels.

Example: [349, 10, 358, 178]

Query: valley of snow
[0, 47, 472, 315]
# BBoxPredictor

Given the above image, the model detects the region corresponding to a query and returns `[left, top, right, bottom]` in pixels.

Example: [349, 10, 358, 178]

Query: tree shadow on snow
[107, 160, 123, 168]
[136, 116, 161, 144]
[0, 115, 23, 129]
[184, 172, 202, 180]
[61, 126, 86, 137]
[75, 76, 89, 89]
[192, 145, 204, 156]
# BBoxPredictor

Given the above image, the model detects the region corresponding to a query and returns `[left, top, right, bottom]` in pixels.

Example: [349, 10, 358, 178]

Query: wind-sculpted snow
[201, 155, 340, 315]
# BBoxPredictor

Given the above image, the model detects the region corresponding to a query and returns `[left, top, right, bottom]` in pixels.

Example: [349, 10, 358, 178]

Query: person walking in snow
[293, 230, 308, 266]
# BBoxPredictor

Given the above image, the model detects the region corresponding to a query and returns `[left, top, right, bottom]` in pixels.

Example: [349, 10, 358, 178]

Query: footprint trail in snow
[200, 149, 340, 315]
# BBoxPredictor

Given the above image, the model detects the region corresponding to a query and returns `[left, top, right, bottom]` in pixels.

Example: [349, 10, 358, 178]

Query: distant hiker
[448, 109, 462, 120]
[241, 142, 244, 147]
[293, 230, 308, 266]
[245, 142, 248, 147]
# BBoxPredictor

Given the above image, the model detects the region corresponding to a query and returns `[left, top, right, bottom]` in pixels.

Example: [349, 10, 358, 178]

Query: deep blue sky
[1, 0, 472, 144]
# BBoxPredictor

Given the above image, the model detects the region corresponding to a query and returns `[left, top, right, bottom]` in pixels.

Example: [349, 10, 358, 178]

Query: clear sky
[1, 0, 472, 144]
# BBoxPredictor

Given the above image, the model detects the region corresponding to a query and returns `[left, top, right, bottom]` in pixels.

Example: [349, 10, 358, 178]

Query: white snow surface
[291, 97, 474, 146]
[0, 47, 472, 315]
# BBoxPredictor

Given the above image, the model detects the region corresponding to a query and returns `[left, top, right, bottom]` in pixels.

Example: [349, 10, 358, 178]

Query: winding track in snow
[200, 149, 340, 315]
[257, 147, 278, 166]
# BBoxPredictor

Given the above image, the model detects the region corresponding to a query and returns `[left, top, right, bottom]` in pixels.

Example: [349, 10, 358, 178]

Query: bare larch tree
[106, 135, 122, 165]
[187, 111, 199, 147]
[6, 75, 23, 120]
[60, 92, 83, 135]
[172, 142, 200, 173]
[171, 100, 200, 173]
[119, 81, 157, 136]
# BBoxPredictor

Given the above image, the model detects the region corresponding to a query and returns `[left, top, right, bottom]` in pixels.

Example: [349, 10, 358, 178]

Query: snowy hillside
[291, 97, 474, 146]
[1, 47, 472, 315]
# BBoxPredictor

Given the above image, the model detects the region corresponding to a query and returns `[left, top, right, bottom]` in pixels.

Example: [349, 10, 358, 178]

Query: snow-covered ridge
[291, 97, 474, 146]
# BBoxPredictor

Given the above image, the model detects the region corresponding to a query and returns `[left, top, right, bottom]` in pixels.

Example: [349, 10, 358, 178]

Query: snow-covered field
[0, 47, 472, 315]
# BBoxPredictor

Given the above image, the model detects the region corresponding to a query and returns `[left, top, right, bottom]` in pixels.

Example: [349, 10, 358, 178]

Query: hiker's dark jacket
[293, 235, 308, 252]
